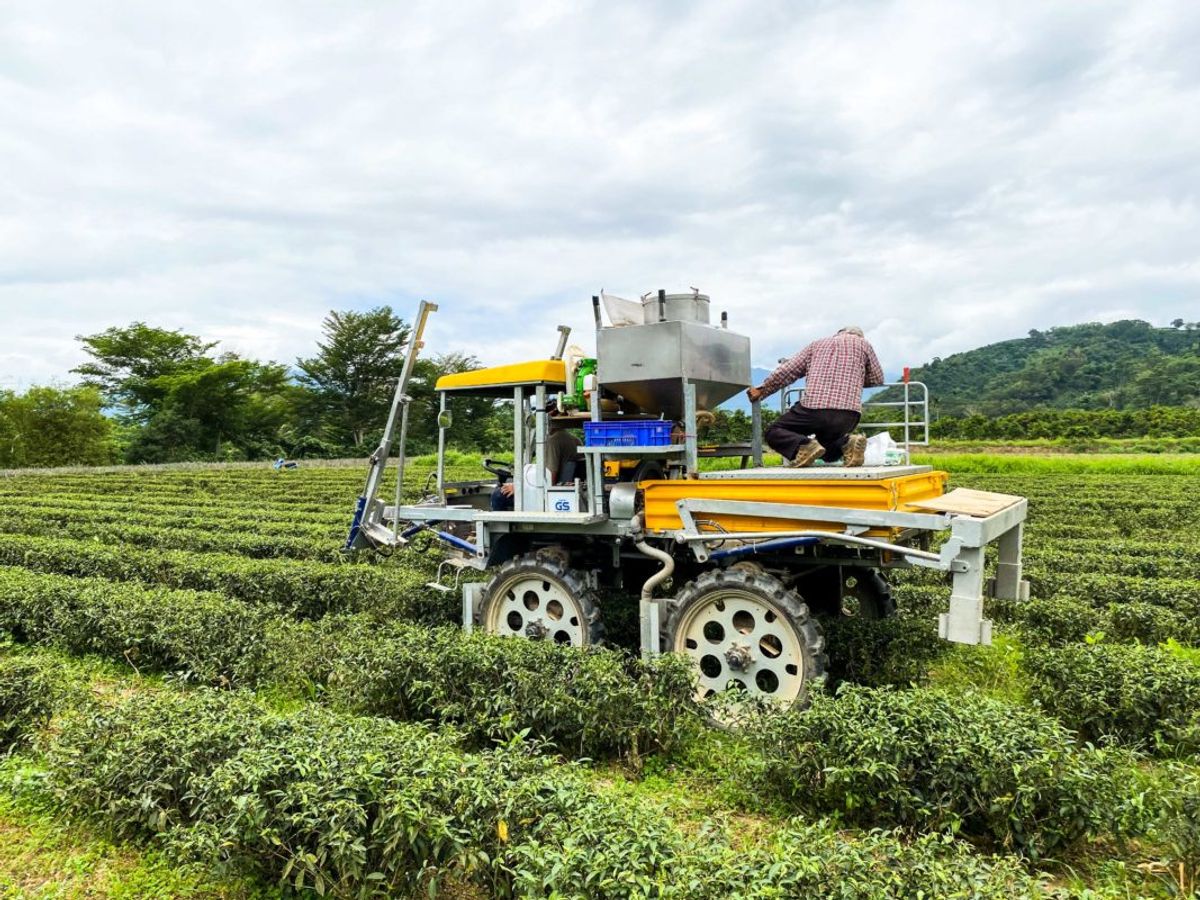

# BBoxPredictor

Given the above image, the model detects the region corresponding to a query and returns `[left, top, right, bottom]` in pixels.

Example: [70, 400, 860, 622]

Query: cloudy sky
[2, 0, 1198, 389]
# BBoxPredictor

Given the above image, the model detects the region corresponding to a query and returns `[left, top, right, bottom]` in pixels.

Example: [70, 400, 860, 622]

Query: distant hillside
[894, 320, 1200, 417]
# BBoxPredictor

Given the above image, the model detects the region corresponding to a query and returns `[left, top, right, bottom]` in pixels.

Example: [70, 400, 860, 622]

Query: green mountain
[896, 320, 1200, 417]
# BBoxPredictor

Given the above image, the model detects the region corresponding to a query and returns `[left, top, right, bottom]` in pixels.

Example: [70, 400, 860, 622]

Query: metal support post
[588, 452, 604, 515]
[392, 401, 412, 542]
[512, 386, 524, 511]
[683, 380, 699, 475]
[361, 300, 436, 504]
[435, 393, 447, 502]
[640, 597, 662, 659]
[902, 380, 911, 463]
[940, 545, 992, 645]
[346, 300, 436, 550]
[534, 384, 547, 512]
[992, 522, 1028, 601]
[750, 398, 763, 467]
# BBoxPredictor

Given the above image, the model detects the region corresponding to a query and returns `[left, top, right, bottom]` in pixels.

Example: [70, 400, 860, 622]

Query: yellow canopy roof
[436, 359, 567, 395]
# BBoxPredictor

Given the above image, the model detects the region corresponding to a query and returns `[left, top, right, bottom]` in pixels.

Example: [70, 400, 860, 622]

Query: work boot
[789, 441, 825, 468]
[842, 433, 867, 467]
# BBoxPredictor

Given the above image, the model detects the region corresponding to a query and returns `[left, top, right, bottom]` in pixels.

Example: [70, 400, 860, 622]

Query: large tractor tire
[478, 549, 604, 647]
[664, 567, 826, 713]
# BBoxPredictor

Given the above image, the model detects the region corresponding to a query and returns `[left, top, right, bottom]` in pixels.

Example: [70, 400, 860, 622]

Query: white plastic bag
[601, 291, 642, 327]
[864, 432, 897, 466]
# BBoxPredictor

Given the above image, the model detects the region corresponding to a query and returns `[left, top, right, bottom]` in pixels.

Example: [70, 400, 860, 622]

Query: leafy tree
[125, 357, 294, 463]
[73, 323, 216, 421]
[296, 308, 410, 449]
[74, 322, 299, 462]
[1124, 356, 1200, 407]
[0, 386, 117, 468]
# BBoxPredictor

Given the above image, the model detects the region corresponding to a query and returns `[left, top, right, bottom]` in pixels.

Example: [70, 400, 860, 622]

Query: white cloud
[1, 0, 1198, 392]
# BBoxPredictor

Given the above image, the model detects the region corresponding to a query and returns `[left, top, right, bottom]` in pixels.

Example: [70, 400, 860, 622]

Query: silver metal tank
[640, 291, 710, 325]
[598, 292, 750, 418]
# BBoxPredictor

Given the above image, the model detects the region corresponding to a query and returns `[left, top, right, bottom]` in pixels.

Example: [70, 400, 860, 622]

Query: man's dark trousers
[765, 404, 860, 463]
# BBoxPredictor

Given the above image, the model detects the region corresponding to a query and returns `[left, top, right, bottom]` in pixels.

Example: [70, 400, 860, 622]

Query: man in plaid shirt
[747, 326, 884, 467]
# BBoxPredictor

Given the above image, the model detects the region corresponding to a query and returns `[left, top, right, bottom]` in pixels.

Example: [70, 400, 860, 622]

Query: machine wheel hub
[724, 643, 753, 672]
[664, 567, 826, 719]
[676, 589, 803, 703]
[479, 550, 604, 647]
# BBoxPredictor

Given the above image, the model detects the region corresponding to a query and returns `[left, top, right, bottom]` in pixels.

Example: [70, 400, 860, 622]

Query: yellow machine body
[639, 470, 949, 537]
[435, 360, 567, 395]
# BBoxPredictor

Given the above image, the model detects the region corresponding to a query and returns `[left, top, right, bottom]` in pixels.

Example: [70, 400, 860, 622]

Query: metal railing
[782, 381, 929, 462]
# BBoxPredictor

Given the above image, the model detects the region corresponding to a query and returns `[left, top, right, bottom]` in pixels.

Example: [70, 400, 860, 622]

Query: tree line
[5, 310, 1199, 469]
[931, 406, 1200, 441]
[1, 307, 504, 468]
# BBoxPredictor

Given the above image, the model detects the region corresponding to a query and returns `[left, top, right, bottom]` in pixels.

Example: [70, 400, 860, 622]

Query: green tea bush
[0, 654, 58, 750]
[0, 533, 451, 623]
[1028, 569, 1200, 618]
[1106, 602, 1197, 645]
[281, 616, 697, 758]
[1006, 596, 1103, 645]
[0, 569, 689, 757]
[0, 494, 347, 533]
[885, 580, 946, 617]
[504, 797, 1044, 899]
[46, 689, 270, 834]
[1025, 644, 1200, 754]
[997, 595, 1196, 648]
[1030, 548, 1196, 580]
[43, 687, 1043, 899]
[1153, 766, 1200, 897]
[0, 512, 343, 562]
[181, 706, 541, 896]
[821, 615, 948, 687]
[0, 567, 271, 686]
[752, 685, 1126, 857]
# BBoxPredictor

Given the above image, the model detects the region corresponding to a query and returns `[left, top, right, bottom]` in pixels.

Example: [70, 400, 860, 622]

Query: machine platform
[699, 464, 933, 480]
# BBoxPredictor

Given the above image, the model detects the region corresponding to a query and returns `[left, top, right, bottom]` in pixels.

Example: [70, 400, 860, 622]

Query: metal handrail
[781, 380, 930, 462]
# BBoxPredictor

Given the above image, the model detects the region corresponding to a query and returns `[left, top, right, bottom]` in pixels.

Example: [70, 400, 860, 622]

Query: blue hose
[344, 495, 368, 550]
[708, 535, 820, 561]
[435, 530, 481, 555]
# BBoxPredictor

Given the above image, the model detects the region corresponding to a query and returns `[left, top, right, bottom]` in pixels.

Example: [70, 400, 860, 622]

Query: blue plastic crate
[583, 420, 672, 447]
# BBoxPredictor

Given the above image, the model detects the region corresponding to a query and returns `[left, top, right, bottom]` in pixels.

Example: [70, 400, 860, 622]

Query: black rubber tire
[477, 548, 605, 647]
[843, 569, 896, 620]
[663, 567, 826, 713]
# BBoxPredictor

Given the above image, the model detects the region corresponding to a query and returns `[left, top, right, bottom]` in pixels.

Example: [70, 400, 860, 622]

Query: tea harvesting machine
[346, 292, 1030, 709]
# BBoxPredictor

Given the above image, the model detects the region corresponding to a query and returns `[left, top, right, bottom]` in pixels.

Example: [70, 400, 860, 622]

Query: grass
[924, 437, 1200, 454]
[912, 452, 1200, 475]
[925, 635, 1030, 705]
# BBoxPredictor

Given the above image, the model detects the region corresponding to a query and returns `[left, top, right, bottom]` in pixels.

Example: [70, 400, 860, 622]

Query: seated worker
[491, 405, 583, 510]
[746, 326, 883, 467]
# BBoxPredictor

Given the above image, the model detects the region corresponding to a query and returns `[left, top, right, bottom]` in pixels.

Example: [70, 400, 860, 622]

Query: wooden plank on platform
[909, 488, 1021, 517]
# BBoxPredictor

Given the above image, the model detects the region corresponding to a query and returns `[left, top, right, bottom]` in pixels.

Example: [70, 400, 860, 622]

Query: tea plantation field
[0, 457, 1198, 898]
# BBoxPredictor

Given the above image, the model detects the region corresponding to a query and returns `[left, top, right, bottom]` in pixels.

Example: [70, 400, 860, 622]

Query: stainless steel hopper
[596, 293, 751, 418]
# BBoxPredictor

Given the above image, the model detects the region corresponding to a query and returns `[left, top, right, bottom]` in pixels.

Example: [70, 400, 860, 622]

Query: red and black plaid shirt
[759, 333, 885, 412]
